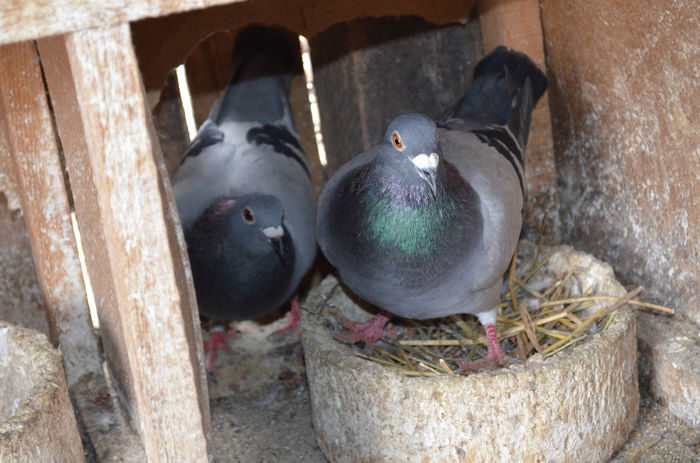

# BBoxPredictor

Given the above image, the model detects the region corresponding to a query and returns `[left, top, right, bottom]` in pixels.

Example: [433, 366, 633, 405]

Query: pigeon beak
[268, 237, 284, 260]
[411, 152, 439, 197]
[263, 225, 285, 261]
[419, 168, 437, 198]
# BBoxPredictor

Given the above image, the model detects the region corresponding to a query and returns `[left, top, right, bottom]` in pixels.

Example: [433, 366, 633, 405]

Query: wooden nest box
[1, 0, 696, 461]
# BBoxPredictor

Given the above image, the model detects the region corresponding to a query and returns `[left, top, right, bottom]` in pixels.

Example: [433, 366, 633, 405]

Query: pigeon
[316, 46, 547, 369]
[172, 26, 317, 372]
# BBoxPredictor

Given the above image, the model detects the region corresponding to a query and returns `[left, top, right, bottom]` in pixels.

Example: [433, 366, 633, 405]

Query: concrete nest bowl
[0, 321, 84, 462]
[300, 242, 639, 463]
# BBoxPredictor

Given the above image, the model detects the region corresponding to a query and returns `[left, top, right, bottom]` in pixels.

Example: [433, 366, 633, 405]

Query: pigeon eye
[392, 132, 405, 151]
[242, 207, 256, 224]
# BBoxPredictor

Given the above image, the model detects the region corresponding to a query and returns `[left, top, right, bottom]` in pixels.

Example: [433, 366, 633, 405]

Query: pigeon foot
[458, 322, 511, 372]
[332, 311, 396, 352]
[275, 298, 301, 335]
[204, 325, 236, 374]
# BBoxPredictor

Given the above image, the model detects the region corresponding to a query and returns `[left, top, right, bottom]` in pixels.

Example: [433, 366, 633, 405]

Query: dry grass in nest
[351, 241, 674, 377]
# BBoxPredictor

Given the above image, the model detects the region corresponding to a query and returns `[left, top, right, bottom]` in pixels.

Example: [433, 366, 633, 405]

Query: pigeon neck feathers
[357, 156, 479, 257]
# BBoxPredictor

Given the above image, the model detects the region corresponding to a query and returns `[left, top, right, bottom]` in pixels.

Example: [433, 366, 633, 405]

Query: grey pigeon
[172, 27, 316, 371]
[317, 46, 547, 369]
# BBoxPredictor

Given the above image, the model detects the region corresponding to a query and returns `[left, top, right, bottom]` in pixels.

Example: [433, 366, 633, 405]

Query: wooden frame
[0, 0, 555, 460]
[0, 41, 101, 386]
[36, 25, 210, 461]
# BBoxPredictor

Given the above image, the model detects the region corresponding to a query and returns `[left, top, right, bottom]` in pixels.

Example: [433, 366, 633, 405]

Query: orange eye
[242, 207, 255, 224]
[392, 132, 404, 151]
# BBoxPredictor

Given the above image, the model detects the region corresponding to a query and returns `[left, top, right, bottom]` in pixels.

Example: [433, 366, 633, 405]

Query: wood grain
[541, 0, 700, 324]
[37, 25, 209, 462]
[132, 0, 476, 91]
[0, 40, 102, 385]
[0, 0, 246, 46]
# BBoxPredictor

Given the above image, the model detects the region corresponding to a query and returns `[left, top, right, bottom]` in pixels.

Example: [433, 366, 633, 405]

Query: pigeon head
[189, 192, 293, 270]
[378, 113, 440, 196]
[223, 193, 289, 262]
[186, 192, 296, 319]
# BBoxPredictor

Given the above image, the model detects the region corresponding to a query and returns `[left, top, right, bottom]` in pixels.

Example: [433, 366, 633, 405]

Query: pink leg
[204, 326, 235, 373]
[275, 298, 301, 335]
[459, 322, 509, 371]
[333, 310, 397, 352]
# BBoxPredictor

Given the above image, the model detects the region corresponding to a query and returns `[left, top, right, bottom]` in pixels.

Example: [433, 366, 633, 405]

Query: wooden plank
[540, 0, 700, 325]
[478, 0, 560, 239]
[0, 40, 102, 385]
[131, 0, 476, 92]
[3, 0, 476, 53]
[37, 25, 209, 462]
[0, 0, 247, 46]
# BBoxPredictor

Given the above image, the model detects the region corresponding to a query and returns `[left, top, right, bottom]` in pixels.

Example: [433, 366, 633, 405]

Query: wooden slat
[0, 0, 247, 47]
[478, 0, 560, 239]
[3, 0, 478, 52]
[132, 0, 476, 91]
[37, 25, 209, 462]
[0, 40, 102, 385]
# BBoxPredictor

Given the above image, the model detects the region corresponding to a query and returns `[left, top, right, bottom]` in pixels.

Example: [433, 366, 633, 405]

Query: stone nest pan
[300, 242, 639, 463]
[0, 321, 84, 461]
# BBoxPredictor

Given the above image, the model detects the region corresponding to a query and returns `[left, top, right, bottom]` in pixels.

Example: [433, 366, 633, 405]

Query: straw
[328, 239, 674, 377]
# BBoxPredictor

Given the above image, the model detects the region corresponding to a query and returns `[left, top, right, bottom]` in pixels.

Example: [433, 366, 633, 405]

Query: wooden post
[37, 24, 209, 462]
[0, 40, 102, 385]
[478, 0, 560, 239]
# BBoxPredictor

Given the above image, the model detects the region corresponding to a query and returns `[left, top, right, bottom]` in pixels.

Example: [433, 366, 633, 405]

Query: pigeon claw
[458, 352, 512, 372]
[204, 326, 236, 375]
[332, 311, 396, 352]
[275, 298, 301, 335]
[458, 322, 511, 372]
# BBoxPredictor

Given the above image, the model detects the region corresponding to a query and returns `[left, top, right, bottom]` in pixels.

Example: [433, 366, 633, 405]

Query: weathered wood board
[0, 40, 102, 385]
[37, 25, 210, 462]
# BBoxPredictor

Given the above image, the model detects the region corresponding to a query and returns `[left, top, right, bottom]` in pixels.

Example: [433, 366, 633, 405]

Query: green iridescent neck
[361, 171, 455, 256]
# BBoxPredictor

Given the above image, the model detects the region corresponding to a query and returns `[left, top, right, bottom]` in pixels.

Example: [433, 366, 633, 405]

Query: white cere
[263, 225, 285, 239]
[412, 152, 439, 170]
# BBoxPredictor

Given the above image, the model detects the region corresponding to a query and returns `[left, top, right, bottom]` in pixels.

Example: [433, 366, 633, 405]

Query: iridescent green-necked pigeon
[317, 46, 547, 370]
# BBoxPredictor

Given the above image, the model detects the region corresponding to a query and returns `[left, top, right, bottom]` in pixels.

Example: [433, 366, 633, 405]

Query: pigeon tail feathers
[445, 46, 547, 150]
